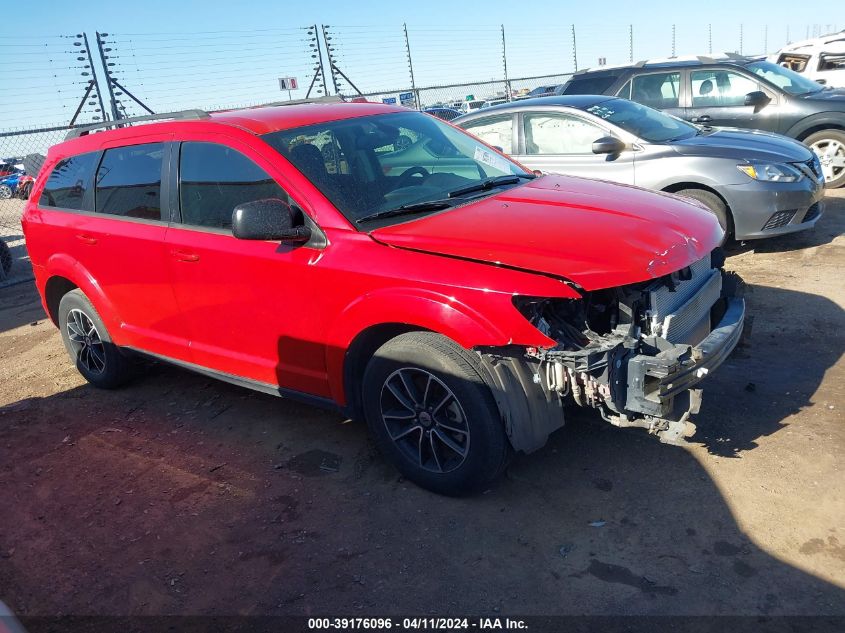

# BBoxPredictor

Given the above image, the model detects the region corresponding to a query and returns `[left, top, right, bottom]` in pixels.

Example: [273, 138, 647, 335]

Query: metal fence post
[403, 23, 418, 109]
[571, 25, 578, 71]
[95, 32, 121, 121]
[305, 24, 328, 98]
[501, 25, 510, 100]
[321, 25, 340, 95]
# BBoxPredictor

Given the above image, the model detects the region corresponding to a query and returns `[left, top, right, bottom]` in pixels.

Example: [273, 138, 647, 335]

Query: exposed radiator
[647, 256, 720, 345]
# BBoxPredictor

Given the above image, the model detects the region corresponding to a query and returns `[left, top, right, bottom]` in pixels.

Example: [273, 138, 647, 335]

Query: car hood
[670, 127, 813, 162]
[369, 175, 722, 291]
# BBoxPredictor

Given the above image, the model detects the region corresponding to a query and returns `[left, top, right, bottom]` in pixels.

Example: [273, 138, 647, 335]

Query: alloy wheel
[379, 367, 470, 474]
[66, 309, 106, 374]
[810, 138, 845, 183]
[0, 185, 12, 200]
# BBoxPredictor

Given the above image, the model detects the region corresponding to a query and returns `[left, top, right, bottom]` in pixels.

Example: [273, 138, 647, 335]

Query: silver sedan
[454, 95, 825, 242]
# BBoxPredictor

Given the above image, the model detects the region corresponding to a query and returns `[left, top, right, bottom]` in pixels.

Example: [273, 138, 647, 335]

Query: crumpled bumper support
[625, 297, 746, 419]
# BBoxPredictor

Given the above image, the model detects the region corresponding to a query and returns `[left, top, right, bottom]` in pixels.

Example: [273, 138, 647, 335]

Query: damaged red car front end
[372, 175, 745, 448]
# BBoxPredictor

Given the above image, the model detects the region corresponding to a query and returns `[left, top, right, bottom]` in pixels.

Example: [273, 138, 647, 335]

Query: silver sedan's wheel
[66, 308, 107, 375]
[380, 367, 470, 474]
[0, 185, 12, 199]
[806, 130, 845, 188]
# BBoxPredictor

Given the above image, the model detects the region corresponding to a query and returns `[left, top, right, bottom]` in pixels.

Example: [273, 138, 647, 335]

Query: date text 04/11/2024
[307, 617, 528, 630]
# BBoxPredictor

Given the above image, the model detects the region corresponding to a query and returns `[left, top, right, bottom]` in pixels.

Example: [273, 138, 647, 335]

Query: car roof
[51, 101, 408, 157]
[454, 94, 614, 119]
[571, 53, 756, 76]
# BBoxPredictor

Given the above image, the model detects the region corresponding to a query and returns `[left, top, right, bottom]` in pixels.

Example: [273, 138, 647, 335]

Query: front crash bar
[625, 297, 746, 418]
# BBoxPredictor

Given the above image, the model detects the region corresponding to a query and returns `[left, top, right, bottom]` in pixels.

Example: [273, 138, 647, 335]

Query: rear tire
[362, 332, 511, 495]
[805, 129, 845, 189]
[58, 289, 134, 389]
[676, 188, 730, 245]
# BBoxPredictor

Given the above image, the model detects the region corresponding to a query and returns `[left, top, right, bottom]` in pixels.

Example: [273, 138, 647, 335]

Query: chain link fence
[0, 126, 73, 287]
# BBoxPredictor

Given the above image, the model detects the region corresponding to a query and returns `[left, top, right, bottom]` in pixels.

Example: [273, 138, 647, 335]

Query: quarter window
[463, 116, 513, 152]
[41, 151, 99, 211]
[690, 70, 759, 107]
[95, 143, 164, 221]
[630, 72, 681, 108]
[179, 142, 291, 230]
[524, 113, 604, 155]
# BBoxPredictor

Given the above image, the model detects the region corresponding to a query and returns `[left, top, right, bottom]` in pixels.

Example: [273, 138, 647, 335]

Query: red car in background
[21, 103, 744, 495]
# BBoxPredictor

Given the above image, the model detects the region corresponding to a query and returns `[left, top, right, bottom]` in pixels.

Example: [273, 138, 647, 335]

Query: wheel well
[44, 276, 77, 325]
[342, 323, 428, 422]
[661, 182, 734, 235]
[796, 124, 845, 142]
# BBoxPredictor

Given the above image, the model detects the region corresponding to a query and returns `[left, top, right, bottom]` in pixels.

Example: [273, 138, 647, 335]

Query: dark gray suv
[560, 54, 845, 187]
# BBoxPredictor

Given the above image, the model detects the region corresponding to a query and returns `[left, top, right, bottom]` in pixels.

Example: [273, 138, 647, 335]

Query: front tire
[58, 289, 133, 388]
[0, 185, 12, 200]
[805, 129, 845, 188]
[676, 188, 730, 245]
[362, 332, 510, 495]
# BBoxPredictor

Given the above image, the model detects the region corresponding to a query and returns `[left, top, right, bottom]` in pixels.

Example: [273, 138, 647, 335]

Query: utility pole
[69, 33, 108, 125]
[321, 25, 340, 95]
[95, 32, 121, 121]
[305, 24, 327, 98]
[501, 25, 510, 100]
[95, 32, 153, 119]
[403, 23, 418, 108]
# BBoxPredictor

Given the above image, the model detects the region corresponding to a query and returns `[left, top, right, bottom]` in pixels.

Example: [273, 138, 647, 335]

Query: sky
[1, 0, 842, 138]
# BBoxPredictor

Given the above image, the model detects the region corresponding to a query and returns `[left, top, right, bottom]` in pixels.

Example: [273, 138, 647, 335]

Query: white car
[769, 31, 845, 87]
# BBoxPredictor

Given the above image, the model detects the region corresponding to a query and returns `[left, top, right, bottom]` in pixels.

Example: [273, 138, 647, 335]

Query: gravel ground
[0, 191, 842, 618]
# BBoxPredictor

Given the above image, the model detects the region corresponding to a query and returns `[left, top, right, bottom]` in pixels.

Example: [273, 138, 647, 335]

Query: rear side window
[462, 115, 514, 152]
[561, 75, 620, 95]
[631, 72, 681, 108]
[41, 151, 99, 211]
[95, 143, 164, 221]
[777, 53, 810, 73]
[179, 142, 291, 230]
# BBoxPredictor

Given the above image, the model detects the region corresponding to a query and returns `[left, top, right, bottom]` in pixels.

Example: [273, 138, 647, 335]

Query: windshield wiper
[356, 199, 456, 224]
[447, 173, 534, 199]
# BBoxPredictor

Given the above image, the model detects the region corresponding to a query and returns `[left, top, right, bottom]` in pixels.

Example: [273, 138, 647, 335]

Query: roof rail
[64, 109, 210, 140]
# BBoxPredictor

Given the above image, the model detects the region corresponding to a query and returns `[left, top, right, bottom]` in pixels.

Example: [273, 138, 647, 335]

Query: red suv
[21, 102, 745, 495]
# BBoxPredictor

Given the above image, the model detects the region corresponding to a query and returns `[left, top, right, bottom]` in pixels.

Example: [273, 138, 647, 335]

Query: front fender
[785, 112, 845, 139]
[323, 287, 557, 404]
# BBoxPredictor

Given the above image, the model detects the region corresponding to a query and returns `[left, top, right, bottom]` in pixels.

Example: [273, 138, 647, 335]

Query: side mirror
[592, 136, 626, 155]
[232, 198, 312, 243]
[744, 91, 771, 110]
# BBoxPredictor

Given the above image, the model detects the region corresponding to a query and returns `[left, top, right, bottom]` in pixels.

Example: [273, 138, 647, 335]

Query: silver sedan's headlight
[737, 162, 803, 182]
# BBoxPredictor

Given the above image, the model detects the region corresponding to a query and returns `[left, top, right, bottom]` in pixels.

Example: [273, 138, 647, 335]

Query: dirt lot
[0, 192, 843, 619]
